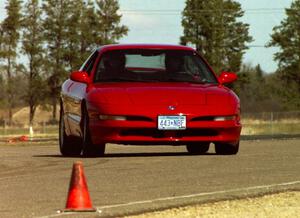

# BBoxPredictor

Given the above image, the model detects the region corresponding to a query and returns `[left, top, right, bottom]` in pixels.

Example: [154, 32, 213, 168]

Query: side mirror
[218, 72, 237, 84]
[70, 71, 91, 84]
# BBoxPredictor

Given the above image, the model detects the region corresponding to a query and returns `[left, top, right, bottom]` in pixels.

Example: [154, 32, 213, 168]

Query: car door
[62, 50, 99, 137]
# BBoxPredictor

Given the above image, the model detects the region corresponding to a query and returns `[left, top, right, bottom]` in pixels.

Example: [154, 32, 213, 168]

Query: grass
[242, 119, 300, 135]
[0, 125, 58, 138]
[124, 191, 300, 218]
[242, 123, 300, 135]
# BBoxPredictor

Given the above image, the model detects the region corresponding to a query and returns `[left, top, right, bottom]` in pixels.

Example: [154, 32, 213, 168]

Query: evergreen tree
[64, 0, 83, 71]
[267, 0, 300, 109]
[0, 73, 5, 109]
[65, 0, 98, 71]
[95, 0, 128, 45]
[181, 0, 252, 74]
[0, 25, 5, 101]
[79, 0, 99, 60]
[43, 0, 128, 120]
[236, 64, 285, 112]
[0, 24, 4, 58]
[42, 0, 72, 120]
[237, 64, 264, 112]
[22, 0, 45, 127]
[252, 65, 267, 103]
[0, 0, 23, 125]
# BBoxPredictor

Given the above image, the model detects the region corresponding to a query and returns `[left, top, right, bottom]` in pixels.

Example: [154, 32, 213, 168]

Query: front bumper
[89, 119, 241, 145]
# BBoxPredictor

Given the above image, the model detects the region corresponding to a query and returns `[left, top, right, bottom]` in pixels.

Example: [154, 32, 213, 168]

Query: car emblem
[168, 105, 176, 110]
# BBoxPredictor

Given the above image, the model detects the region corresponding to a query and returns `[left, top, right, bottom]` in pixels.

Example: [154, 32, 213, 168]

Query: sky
[0, 0, 294, 73]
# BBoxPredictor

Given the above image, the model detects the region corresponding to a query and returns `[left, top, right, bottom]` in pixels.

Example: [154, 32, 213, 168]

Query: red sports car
[59, 44, 241, 157]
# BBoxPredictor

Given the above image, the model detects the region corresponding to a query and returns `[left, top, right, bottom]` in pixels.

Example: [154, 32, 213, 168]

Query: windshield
[94, 49, 218, 84]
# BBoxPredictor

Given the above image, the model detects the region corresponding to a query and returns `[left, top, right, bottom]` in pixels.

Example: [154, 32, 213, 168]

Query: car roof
[97, 44, 195, 52]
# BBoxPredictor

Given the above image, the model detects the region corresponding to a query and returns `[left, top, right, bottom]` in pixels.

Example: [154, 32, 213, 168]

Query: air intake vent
[191, 116, 215, 121]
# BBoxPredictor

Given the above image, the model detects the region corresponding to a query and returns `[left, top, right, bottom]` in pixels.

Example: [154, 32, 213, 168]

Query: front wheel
[82, 106, 106, 157]
[186, 143, 210, 155]
[59, 107, 82, 156]
[215, 142, 239, 155]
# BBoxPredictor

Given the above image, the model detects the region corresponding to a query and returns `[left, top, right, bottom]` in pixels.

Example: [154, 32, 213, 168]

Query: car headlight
[214, 116, 236, 121]
[99, 115, 127, 121]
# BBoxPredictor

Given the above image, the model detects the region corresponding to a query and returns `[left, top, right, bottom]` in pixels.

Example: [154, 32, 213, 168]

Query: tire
[59, 106, 82, 156]
[215, 142, 239, 155]
[186, 143, 210, 155]
[82, 106, 106, 157]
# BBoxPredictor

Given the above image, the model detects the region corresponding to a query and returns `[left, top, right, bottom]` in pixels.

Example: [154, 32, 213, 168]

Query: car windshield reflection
[94, 49, 218, 84]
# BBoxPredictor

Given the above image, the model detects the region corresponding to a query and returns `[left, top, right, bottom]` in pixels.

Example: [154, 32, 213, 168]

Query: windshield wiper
[100, 78, 157, 82]
[166, 78, 208, 84]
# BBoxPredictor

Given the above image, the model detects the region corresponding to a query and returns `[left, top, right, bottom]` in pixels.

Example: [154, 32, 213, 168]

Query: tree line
[0, 0, 128, 126]
[0, 0, 299, 127]
[182, 0, 299, 113]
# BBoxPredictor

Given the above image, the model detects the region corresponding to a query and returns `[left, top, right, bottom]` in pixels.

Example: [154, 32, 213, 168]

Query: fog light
[214, 116, 235, 121]
[99, 115, 127, 121]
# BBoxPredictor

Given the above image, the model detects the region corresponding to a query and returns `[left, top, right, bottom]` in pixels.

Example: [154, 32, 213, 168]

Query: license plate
[158, 115, 186, 130]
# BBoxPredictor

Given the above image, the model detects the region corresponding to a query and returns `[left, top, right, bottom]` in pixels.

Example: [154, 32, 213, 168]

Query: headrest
[165, 53, 184, 72]
[104, 52, 126, 69]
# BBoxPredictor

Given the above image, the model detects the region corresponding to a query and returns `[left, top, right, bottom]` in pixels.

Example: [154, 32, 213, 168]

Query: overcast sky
[0, 0, 294, 73]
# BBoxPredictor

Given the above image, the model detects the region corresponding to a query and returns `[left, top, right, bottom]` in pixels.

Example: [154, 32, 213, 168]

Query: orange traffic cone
[64, 161, 96, 212]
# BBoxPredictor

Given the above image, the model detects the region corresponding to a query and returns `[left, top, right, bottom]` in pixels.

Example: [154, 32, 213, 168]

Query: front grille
[120, 128, 218, 138]
[120, 129, 164, 138]
[126, 116, 153, 122]
[190, 116, 215, 121]
[176, 129, 218, 137]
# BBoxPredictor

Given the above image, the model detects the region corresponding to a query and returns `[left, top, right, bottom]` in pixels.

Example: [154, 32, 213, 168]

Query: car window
[125, 54, 165, 69]
[79, 50, 99, 75]
[184, 54, 216, 83]
[94, 49, 218, 84]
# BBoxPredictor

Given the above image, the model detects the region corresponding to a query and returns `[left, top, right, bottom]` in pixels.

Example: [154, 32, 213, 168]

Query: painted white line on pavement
[97, 180, 300, 210]
[36, 209, 102, 218]
[37, 180, 300, 217]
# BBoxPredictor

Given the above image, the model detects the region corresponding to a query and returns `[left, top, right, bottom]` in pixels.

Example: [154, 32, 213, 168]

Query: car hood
[88, 83, 235, 106]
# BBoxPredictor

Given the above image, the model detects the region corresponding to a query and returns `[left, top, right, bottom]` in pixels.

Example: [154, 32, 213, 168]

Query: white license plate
[158, 115, 186, 130]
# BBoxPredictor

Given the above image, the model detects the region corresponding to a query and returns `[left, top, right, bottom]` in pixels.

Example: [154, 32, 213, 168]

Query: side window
[79, 50, 99, 75]
[189, 55, 217, 83]
[94, 55, 107, 82]
[184, 56, 197, 75]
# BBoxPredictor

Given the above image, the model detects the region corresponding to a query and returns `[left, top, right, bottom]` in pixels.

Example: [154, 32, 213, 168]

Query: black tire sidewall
[186, 143, 210, 154]
[215, 142, 239, 155]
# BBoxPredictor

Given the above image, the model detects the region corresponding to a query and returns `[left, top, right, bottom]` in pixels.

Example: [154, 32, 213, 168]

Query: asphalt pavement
[0, 139, 299, 218]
